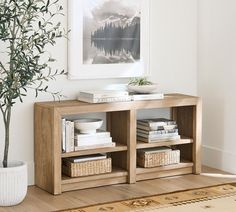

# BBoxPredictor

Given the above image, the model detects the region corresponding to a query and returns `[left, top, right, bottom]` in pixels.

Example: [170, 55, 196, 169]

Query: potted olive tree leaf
[0, 0, 66, 206]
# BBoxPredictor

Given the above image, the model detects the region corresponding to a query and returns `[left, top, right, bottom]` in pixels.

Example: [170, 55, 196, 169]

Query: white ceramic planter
[0, 161, 27, 206]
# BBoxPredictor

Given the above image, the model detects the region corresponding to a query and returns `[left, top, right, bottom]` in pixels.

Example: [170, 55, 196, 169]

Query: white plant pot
[0, 161, 27, 206]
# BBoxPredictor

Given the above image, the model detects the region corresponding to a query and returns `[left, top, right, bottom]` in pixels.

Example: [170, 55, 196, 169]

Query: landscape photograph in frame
[83, 0, 141, 65]
[68, 0, 150, 79]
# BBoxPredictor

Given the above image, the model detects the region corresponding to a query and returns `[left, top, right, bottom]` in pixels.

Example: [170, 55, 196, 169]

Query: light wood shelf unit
[34, 93, 202, 194]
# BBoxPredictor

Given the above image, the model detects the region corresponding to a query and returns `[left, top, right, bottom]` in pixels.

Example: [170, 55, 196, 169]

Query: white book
[61, 118, 66, 152]
[77, 95, 132, 103]
[137, 132, 179, 139]
[138, 147, 172, 154]
[74, 142, 116, 151]
[65, 154, 107, 163]
[75, 130, 110, 140]
[131, 93, 164, 101]
[137, 135, 181, 143]
[75, 137, 112, 146]
[79, 90, 129, 98]
[65, 120, 74, 152]
[137, 129, 178, 135]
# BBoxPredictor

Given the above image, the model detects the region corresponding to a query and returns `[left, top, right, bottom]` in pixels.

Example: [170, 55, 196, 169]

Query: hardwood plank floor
[0, 166, 236, 212]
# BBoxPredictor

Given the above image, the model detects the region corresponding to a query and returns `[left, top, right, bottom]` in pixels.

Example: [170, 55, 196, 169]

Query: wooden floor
[1, 166, 236, 212]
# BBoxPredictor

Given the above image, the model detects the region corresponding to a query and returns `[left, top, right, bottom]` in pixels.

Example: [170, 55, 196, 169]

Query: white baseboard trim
[202, 145, 236, 174]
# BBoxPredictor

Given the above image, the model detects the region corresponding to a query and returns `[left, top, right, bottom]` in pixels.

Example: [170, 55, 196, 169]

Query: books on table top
[77, 95, 132, 103]
[74, 142, 116, 151]
[138, 146, 172, 154]
[79, 90, 129, 99]
[137, 135, 181, 143]
[64, 153, 107, 163]
[130, 93, 164, 101]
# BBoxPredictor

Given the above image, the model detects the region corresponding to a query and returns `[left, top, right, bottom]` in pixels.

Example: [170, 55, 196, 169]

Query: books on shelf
[130, 93, 164, 101]
[64, 153, 107, 163]
[137, 118, 180, 143]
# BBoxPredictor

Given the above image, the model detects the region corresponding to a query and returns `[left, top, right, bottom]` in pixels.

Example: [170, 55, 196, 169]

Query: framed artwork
[68, 0, 150, 79]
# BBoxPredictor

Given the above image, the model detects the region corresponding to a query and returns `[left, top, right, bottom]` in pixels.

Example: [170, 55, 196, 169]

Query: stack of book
[137, 118, 180, 143]
[77, 90, 131, 103]
[74, 129, 115, 151]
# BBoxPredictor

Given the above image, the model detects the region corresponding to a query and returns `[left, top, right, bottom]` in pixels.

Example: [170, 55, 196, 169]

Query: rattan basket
[62, 158, 112, 177]
[137, 149, 180, 168]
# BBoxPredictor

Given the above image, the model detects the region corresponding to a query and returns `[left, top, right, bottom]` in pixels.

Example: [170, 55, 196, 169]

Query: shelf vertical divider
[127, 109, 136, 184]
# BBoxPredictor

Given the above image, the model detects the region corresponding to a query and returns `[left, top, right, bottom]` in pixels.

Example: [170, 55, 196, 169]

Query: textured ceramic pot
[0, 161, 27, 206]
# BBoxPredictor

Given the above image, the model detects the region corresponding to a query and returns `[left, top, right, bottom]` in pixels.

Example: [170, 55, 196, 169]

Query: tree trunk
[3, 107, 11, 168]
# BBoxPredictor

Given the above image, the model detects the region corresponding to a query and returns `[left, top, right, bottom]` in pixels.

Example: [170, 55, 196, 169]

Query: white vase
[0, 161, 27, 206]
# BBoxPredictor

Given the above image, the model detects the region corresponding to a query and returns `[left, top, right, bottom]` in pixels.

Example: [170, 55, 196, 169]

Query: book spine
[65, 120, 74, 152]
[75, 137, 112, 146]
[75, 132, 110, 139]
[137, 128, 178, 135]
[74, 142, 116, 151]
[137, 132, 179, 139]
[68, 155, 107, 163]
[137, 121, 167, 128]
[78, 96, 132, 103]
[61, 118, 66, 152]
[131, 93, 164, 101]
[79, 91, 128, 99]
[137, 135, 181, 143]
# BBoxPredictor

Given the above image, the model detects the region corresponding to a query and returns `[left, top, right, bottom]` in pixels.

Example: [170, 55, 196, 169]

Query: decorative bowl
[74, 119, 103, 134]
[127, 84, 158, 94]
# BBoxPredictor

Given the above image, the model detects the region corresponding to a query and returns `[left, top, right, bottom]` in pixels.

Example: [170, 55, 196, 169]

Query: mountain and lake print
[83, 0, 141, 64]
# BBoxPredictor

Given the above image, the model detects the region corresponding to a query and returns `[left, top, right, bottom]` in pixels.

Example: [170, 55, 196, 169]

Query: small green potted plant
[0, 0, 66, 206]
[127, 77, 157, 93]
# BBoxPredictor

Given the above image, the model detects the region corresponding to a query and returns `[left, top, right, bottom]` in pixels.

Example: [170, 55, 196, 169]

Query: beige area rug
[59, 184, 236, 212]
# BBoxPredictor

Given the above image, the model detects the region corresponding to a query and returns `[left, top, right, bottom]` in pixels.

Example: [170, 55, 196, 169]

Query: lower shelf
[61, 167, 128, 192]
[136, 162, 194, 181]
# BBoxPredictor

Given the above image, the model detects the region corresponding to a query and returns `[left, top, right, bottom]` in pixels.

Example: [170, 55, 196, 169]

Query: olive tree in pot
[0, 0, 66, 206]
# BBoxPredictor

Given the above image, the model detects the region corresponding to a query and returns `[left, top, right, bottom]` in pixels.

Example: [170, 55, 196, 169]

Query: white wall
[0, 0, 198, 185]
[198, 0, 236, 173]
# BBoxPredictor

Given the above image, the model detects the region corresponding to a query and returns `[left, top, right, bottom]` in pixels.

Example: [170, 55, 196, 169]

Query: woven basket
[137, 150, 180, 168]
[62, 158, 112, 177]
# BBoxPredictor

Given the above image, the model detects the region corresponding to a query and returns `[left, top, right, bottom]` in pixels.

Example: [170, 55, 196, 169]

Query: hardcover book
[79, 90, 129, 98]
[130, 93, 164, 101]
[137, 135, 181, 143]
[77, 95, 132, 103]
[65, 154, 107, 163]
[74, 142, 116, 151]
